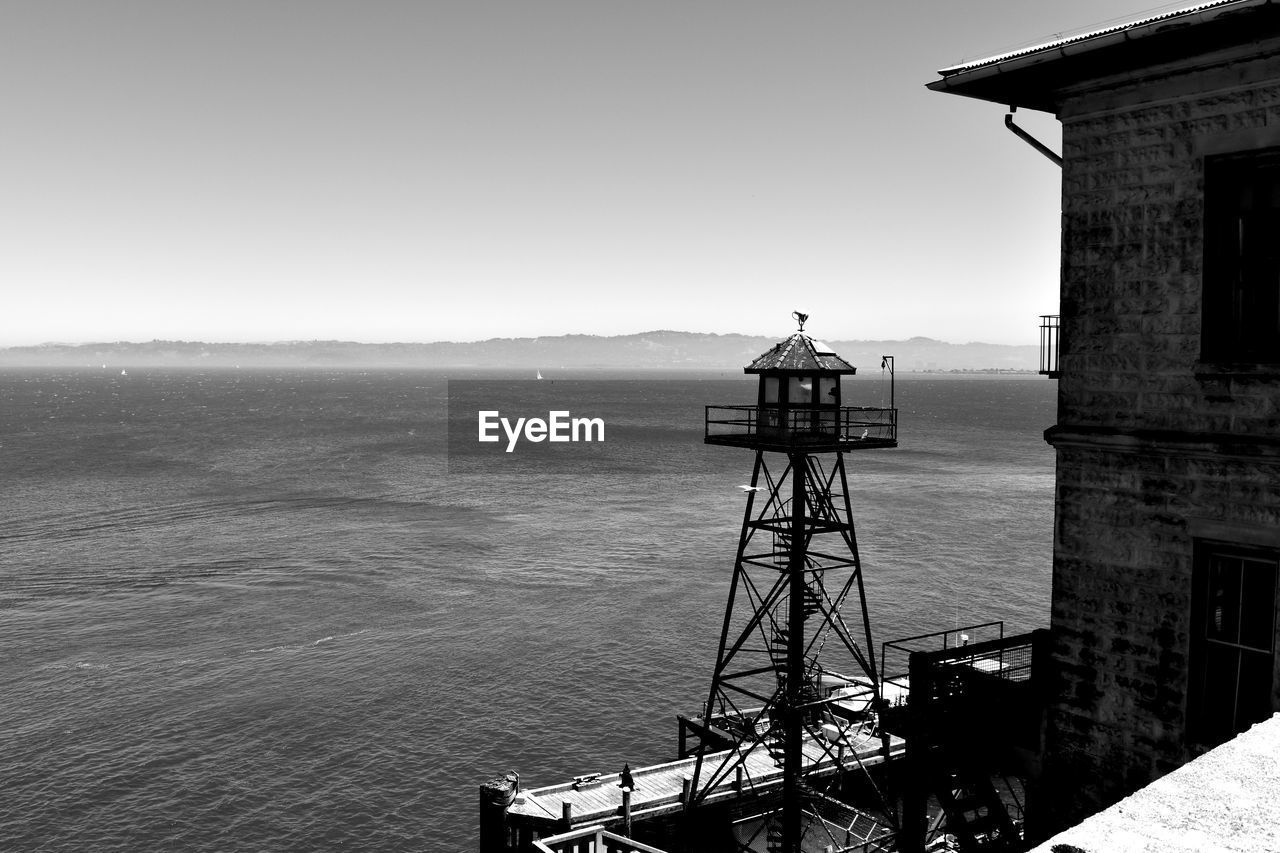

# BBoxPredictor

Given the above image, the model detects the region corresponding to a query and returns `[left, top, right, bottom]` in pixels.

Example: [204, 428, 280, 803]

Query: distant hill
[0, 332, 1039, 372]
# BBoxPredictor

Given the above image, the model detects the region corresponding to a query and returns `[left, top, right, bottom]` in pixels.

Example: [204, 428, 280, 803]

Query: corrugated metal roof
[937, 0, 1250, 77]
[745, 333, 856, 373]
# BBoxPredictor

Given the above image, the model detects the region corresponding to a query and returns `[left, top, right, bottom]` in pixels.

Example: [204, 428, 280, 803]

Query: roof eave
[743, 366, 858, 375]
[925, 30, 1131, 112]
[926, 0, 1273, 110]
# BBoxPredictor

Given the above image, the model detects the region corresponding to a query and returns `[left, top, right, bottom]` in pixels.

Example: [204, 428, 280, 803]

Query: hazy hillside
[0, 332, 1039, 372]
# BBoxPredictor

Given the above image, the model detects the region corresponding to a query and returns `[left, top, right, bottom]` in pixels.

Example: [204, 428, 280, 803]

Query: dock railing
[732, 798, 895, 853]
[532, 824, 671, 853]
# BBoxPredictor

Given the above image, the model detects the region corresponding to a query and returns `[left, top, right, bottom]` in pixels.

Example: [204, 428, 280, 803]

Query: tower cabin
[929, 1, 1280, 848]
[705, 329, 896, 453]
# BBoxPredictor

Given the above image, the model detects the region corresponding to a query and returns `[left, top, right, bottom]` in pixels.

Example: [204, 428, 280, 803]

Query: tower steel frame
[686, 448, 890, 853]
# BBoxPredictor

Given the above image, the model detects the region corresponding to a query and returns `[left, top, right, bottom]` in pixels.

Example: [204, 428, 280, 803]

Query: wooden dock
[507, 727, 906, 830]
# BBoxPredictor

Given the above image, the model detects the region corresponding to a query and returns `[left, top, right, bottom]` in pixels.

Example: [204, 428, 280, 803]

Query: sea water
[0, 369, 1055, 851]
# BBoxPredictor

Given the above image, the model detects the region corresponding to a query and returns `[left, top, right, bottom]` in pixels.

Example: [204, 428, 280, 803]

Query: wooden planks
[507, 729, 906, 828]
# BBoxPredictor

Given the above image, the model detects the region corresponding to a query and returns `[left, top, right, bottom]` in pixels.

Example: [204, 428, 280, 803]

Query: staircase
[772, 529, 791, 569]
[933, 769, 1019, 851]
[760, 514, 824, 853]
[766, 818, 784, 853]
[770, 626, 790, 676]
[801, 584, 822, 619]
[754, 715, 785, 852]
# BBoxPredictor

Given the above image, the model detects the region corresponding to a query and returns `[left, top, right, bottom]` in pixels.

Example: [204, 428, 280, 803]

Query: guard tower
[683, 314, 898, 853]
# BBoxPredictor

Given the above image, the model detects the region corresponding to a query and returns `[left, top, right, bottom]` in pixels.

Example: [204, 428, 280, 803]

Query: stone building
[929, 0, 1280, 839]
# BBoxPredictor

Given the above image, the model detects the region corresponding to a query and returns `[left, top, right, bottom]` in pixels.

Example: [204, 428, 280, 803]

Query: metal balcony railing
[878, 625, 1050, 753]
[704, 405, 897, 451]
[1039, 315, 1061, 377]
[880, 622, 1008, 704]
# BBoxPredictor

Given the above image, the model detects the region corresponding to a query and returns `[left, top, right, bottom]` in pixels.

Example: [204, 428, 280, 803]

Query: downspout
[1004, 107, 1063, 167]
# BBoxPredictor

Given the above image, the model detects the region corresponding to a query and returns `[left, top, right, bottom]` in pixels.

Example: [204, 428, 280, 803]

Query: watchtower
[684, 314, 897, 853]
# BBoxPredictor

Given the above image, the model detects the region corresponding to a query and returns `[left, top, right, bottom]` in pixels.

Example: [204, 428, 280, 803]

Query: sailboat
[120, 369, 128, 376]
[536, 370, 543, 380]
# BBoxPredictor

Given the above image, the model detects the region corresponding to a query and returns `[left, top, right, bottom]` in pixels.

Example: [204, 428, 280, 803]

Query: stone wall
[1057, 53, 1280, 435]
[1041, 438, 1280, 825]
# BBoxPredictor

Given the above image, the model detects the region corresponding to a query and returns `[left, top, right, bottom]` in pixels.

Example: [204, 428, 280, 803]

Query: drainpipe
[1004, 107, 1062, 167]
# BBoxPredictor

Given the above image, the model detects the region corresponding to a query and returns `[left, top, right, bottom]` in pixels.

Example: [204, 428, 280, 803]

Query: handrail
[533, 824, 672, 853]
[880, 622, 1006, 691]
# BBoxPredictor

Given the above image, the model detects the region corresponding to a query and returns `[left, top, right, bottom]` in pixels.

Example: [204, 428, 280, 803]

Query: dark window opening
[1203, 148, 1280, 362]
[1188, 541, 1278, 748]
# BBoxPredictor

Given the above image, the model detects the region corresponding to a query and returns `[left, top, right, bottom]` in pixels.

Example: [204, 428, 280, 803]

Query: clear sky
[2, 1, 1186, 346]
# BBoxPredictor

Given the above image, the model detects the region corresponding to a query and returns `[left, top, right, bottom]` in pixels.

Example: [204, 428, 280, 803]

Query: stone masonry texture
[1043, 55, 1280, 831]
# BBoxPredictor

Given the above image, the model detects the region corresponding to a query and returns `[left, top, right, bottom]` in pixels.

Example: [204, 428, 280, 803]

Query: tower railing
[704, 405, 897, 451]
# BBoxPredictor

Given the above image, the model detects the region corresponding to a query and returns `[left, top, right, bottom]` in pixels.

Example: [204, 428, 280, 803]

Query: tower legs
[688, 451, 885, 852]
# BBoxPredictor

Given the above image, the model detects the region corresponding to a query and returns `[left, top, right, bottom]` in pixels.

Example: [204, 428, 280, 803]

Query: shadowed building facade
[930, 0, 1280, 839]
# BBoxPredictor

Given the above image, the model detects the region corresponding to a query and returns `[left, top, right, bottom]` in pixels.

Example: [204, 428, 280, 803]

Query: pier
[505, 726, 905, 837]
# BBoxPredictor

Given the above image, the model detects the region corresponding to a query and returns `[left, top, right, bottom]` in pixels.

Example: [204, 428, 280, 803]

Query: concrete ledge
[1030, 713, 1280, 853]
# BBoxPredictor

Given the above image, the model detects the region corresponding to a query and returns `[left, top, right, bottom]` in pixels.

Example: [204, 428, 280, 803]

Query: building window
[1188, 541, 1278, 748]
[1203, 147, 1280, 362]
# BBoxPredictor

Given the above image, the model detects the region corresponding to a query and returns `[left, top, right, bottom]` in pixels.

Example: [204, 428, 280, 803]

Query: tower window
[1188, 541, 1278, 748]
[762, 377, 779, 404]
[788, 376, 814, 405]
[818, 377, 838, 403]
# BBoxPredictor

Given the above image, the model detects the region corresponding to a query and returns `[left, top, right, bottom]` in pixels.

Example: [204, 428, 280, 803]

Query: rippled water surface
[1, 369, 1055, 851]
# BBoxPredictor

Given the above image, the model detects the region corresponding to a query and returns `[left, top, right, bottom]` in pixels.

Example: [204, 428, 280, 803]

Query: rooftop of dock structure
[506, 725, 906, 830]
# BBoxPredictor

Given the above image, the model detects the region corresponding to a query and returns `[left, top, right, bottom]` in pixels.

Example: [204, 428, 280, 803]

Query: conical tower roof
[745, 333, 856, 374]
